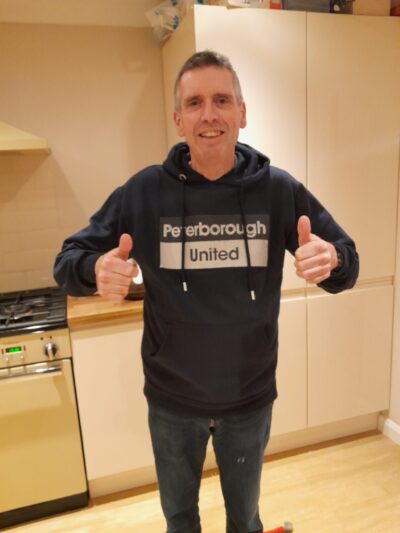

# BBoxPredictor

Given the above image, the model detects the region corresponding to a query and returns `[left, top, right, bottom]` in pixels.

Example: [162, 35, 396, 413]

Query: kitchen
[1, 0, 400, 531]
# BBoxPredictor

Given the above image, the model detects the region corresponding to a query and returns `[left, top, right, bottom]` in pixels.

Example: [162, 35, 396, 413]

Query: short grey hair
[174, 50, 243, 111]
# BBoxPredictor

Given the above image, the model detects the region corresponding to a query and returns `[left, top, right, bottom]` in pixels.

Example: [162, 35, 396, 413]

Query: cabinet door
[71, 320, 153, 481]
[271, 296, 307, 436]
[308, 286, 393, 427]
[307, 14, 400, 281]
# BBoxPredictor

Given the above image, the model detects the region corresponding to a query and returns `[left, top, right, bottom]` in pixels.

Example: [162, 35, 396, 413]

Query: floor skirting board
[378, 414, 400, 445]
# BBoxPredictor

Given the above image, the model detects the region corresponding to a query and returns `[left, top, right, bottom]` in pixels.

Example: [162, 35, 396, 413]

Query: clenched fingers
[95, 255, 136, 301]
[294, 238, 337, 284]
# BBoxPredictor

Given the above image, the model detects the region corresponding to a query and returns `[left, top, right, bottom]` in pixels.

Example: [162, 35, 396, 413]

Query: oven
[0, 287, 88, 529]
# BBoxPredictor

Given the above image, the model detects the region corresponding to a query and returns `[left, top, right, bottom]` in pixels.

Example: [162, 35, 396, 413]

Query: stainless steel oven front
[0, 328, 88, 529]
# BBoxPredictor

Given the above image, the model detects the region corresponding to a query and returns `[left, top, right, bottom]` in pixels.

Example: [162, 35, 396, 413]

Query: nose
[201, 99, 218, 123]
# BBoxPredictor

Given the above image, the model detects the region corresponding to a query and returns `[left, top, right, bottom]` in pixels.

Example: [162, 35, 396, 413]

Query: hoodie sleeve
[286, 182, 359, 294]
[53, 186, 127, 296]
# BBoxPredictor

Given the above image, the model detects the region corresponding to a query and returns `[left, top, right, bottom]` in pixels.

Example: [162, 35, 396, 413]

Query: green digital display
[5, 346, 22, 354]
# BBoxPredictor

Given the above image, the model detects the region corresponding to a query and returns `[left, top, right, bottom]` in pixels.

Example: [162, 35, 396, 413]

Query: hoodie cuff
[79, 252, 101, 290]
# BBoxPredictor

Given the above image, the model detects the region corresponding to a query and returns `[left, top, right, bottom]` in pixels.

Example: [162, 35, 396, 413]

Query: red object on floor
[391, 4, 400, 15]
[270, 1, 282, 8]
[264, 522, 293, 533]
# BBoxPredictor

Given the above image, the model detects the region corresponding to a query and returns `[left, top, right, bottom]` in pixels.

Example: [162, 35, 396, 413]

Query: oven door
[0, 359, 88, 526]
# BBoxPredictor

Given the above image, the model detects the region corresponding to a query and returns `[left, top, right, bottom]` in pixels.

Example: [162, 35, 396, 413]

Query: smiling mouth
[199, 130, 224, 138]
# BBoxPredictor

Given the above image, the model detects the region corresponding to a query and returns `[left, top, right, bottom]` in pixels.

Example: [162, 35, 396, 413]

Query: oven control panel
[0, 329, 72, 369]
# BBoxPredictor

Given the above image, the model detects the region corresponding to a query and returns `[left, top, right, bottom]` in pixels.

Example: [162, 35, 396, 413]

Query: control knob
[44, 342, 58, 360]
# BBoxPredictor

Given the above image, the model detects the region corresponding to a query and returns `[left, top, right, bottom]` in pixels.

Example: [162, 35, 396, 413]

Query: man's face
[173, 66, 246, 168]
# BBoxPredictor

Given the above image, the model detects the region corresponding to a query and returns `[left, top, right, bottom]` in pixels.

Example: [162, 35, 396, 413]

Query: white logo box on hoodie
[160, 214, 269, 270]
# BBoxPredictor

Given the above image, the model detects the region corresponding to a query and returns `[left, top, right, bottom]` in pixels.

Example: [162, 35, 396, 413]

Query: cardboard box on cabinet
[353, 0, 391, 15]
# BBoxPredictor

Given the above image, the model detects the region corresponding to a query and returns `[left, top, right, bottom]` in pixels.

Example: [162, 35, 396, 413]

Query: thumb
[116, 233, 133, 261]
[297, 215, 312, 247]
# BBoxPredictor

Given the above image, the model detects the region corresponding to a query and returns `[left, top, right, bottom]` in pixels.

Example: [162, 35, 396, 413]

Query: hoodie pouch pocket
[149, 320, 276, 404]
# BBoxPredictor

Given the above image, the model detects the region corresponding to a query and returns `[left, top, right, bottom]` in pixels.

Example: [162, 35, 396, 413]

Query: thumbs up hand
[294, 216, 338, 284]
[94, 234, 139, 301]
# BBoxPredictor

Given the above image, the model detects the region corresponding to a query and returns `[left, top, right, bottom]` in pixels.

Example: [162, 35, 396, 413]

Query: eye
[215, 95, 231, 107]
[185, 98, 200, 109]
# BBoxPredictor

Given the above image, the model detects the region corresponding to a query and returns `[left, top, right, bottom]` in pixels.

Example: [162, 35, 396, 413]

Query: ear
[173, 111, 185, 138]
[239, 101, 247, 129]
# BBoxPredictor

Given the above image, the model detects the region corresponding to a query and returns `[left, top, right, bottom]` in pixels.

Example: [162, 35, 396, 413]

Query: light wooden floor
[7, 432, 400, 533]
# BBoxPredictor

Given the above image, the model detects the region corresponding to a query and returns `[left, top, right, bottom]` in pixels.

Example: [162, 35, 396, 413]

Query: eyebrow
[183, 92, 234, 105]
[214, 93, 233, 100]
[183, 95, 200, 105]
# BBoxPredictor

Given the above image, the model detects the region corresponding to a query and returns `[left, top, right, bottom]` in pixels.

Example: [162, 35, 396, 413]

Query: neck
[189, 153, 235, 181]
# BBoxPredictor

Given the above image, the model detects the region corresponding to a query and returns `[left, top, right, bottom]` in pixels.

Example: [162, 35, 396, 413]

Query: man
[54, 50, 359, 533]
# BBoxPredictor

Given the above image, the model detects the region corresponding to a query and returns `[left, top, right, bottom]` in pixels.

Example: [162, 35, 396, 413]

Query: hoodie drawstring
[178, 174, 256, 301]
[238, 185, 256, 301]
[179, 174, 188, 292]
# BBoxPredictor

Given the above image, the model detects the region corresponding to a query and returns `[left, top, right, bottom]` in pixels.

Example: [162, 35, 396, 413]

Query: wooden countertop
[67, 294, 143, 329]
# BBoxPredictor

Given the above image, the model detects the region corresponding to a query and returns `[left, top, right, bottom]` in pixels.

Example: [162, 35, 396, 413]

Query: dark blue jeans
[148, 402, 273, 533]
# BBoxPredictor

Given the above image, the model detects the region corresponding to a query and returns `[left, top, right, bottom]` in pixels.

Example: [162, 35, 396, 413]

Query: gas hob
[0, 287, 67, 338]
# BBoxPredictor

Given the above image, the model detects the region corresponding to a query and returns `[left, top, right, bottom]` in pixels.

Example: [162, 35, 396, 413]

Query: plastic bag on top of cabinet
[146, 0, 188, 42]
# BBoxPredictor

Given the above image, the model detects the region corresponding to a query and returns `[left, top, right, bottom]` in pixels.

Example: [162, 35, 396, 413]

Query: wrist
[331, 247, 343, 273]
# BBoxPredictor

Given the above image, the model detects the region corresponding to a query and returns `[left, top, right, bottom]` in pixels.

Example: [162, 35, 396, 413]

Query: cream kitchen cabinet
[307, 14, 400, 283]
[305, 13, 399, 427]
[308, 286, 393, 427]
[70, 318, 155, 496]
[272, 296, 307, 436]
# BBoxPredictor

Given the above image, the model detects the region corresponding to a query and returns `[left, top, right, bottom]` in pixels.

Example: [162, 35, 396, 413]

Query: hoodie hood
[163, 141, 270, 185]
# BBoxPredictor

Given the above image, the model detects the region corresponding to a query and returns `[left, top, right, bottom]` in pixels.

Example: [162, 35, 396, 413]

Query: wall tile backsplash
[0, 154, 85, 292]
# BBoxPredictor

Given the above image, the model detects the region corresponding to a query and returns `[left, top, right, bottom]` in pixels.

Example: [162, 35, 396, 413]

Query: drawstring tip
[183, 281, 188, 292]
[250, 290, 256, 301]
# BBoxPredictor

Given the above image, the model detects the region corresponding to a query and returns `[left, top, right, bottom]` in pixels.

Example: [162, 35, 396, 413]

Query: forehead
[178, 66, 236, 99]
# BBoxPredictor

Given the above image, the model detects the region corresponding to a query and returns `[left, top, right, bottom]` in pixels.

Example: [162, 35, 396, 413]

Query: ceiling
[0, 0, 163, 28]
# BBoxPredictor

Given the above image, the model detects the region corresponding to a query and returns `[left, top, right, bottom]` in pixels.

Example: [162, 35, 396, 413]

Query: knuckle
[102, 256, 112, 270]
[98, 271, 109, 283]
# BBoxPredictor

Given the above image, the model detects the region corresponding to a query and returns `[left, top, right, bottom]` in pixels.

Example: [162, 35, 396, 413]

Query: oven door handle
[0, 364, 62, 381]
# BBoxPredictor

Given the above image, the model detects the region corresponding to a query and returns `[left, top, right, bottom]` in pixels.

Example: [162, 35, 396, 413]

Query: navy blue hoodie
[54, 142, 359, 416]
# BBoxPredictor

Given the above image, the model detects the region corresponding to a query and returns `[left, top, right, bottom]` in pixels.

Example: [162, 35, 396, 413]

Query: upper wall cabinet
[307, 14, 400, 282]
